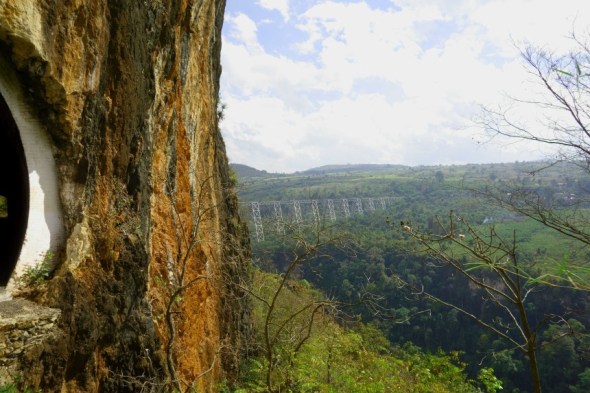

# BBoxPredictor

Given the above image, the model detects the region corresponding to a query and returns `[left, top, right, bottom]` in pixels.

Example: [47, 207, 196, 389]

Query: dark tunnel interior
[0, 92, 29, 286]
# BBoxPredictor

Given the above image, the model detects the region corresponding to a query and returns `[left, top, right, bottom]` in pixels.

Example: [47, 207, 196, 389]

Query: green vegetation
[0, 195, 7, 218]
[0, 375, 41, 393]
[15, 251, 53, 287]
[232, 270, 498, 393]
[233, 160, 590, 393]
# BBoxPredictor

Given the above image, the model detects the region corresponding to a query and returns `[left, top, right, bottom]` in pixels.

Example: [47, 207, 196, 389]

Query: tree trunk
[527, 340, 542, 393]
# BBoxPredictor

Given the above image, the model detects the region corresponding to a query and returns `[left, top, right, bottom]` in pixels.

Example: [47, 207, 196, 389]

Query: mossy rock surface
[0, 195, 6, 218]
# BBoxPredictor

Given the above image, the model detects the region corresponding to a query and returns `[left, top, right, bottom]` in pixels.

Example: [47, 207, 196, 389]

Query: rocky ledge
[0, 298, 61, 382]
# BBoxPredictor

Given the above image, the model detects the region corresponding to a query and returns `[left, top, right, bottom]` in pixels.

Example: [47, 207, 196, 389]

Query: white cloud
[472, 0, 590, 53]
[258, 0, 291, 22]
[221, 0, 590, 172]
[225, 13, 262, 53]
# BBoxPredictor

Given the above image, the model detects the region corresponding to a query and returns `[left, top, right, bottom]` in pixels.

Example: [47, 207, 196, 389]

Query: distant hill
[231, 163, 408, 178]
[301, 163, 406, 174]
[230, 163, 273, 178]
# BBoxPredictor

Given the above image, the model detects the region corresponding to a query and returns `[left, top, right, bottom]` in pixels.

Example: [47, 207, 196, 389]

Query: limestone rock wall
[0, 0, 250, 391]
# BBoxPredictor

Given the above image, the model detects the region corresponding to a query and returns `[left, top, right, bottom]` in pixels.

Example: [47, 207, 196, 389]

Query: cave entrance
[0, 92, 29, 286]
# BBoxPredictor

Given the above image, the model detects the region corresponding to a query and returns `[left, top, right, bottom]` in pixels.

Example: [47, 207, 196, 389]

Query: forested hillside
[233, 161, 590, 393]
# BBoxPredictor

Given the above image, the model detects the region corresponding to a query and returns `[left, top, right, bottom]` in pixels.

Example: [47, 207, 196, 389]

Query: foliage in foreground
[15, 251, 54, 288]
[229, 270, 500, 393]
[0, 375, 41, 393]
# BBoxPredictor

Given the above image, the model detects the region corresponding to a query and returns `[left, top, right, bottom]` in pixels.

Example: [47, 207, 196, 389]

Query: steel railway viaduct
[239, 196, 399, 242]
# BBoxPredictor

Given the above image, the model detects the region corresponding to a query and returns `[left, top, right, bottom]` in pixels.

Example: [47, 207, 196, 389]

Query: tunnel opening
[0, 92, 29, 286]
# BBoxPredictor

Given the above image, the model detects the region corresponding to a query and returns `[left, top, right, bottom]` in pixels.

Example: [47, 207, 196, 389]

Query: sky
[220, 0, 590, 173]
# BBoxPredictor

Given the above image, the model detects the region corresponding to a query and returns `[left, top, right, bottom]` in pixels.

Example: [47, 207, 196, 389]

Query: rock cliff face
[0, 0, 249, 391]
